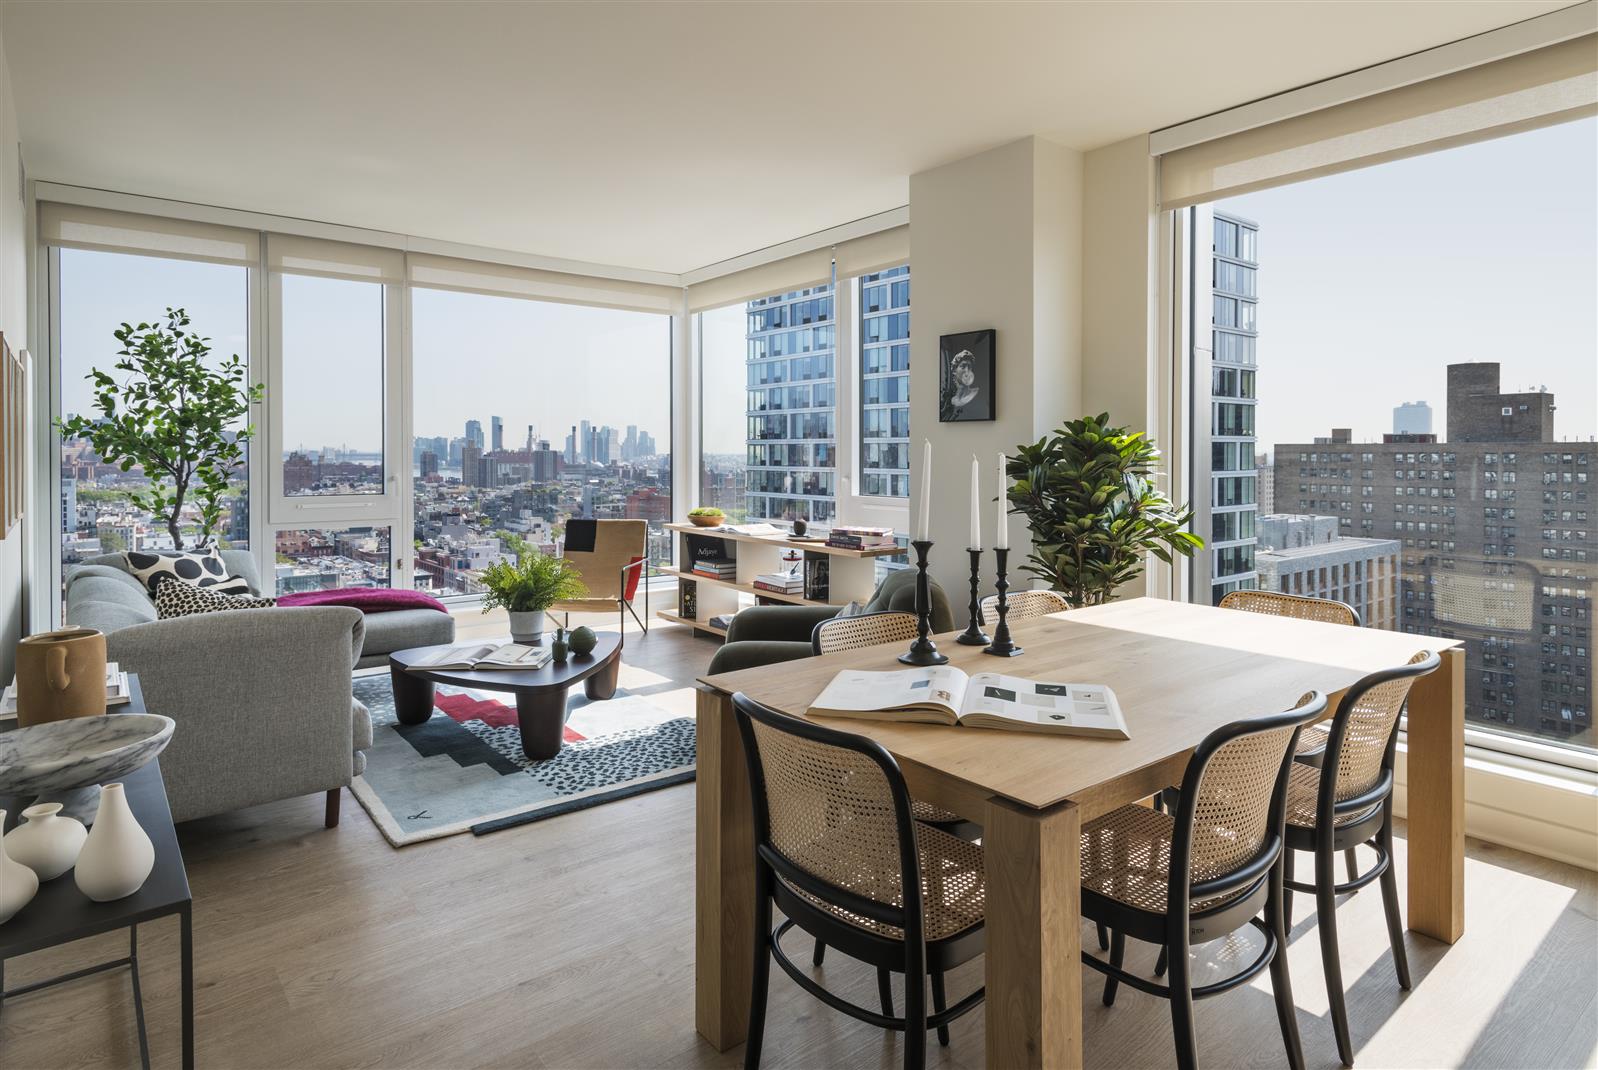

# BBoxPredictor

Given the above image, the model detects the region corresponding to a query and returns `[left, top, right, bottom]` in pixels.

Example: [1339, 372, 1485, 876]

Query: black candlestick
[898, 540, 949, 666]
[956, 547, 990, 646]
[984, 546, 1024, 657]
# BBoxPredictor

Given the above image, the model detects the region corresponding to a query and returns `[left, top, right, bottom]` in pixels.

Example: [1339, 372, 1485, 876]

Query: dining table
[693, 596, 1465, 1069]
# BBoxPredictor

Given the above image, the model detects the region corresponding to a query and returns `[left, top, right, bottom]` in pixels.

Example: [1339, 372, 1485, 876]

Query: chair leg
[1103, 929, 1127, 1007]
[811, 938, 826, 967]
[1268, 856, 1307, 1070]
[1344, 847, 1360, 886]
[1378, 812, 1412, 990]
[877, 967, 894, 1018]
[1097, 921, 1109, 951]
[324, 787, 341, 829]
[1316, 844, 1355, 1068]
[1154, 944, 1169, 978]
[1283, 844, 1295, 922]
[744, 874, 773, 1070]
[931, 968, 950, 1047]
[1167, 931, 1199, 1070]
[903, 963, 926, 1070]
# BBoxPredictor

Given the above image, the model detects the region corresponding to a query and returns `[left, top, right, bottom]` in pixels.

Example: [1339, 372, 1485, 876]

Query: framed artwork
[938, 329, 995, 422]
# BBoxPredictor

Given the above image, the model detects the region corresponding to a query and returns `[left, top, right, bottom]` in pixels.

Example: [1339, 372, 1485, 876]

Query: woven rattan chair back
[1219, 589, 1359, 627]
[1325, 651, 1436, 801]
[979, 588, 1070, 627]
[813, 612, 920, 655]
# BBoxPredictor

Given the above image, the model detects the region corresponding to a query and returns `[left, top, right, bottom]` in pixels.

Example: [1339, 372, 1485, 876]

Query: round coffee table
[387, 633, 622, 760]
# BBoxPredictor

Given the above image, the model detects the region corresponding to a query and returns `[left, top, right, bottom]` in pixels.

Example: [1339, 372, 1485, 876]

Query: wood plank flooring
[1, 614, 1593, 1069]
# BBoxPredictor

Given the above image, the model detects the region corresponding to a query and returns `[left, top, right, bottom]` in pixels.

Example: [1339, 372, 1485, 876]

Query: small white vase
[0, 810, 41, 924]
[74, 783, 154, 902]
[508, 609, 547, 644]
[4, 802, 87, 881]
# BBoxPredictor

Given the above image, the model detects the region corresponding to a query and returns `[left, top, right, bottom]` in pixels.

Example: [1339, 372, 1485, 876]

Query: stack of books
[691, 558, 737, 581]
[827, 525, 897, 551]
[752, 570, 804, 595]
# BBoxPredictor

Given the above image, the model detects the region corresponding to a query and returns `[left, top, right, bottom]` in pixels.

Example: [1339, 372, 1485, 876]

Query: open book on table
[408, 643, 552, 672]
[808, 665, 1129, 739]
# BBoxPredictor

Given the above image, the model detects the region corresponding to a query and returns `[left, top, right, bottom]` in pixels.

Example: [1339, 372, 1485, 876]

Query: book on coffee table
[807, 665, 1129, 738]
[407, 643, 552, 672]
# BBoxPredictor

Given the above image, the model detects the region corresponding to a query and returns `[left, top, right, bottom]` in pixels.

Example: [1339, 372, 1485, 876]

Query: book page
[809, 665, 970, 716]
[414, 644, 498, 668]
[960, 674, 1128, 734]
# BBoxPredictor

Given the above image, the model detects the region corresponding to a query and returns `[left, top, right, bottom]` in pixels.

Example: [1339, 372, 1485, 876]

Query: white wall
[908, 136, 1083, 602]
[0, 23, 28, 681]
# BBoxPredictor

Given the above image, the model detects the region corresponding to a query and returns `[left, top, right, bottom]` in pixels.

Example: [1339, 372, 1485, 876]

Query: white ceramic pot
[0, 810, 41, 924]
[508, 609, 547, 645]
[74, 783, 155, 902]
[4, 802, 87, 881]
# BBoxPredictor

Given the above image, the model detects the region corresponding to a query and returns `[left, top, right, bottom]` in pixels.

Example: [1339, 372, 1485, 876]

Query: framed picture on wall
[938, 329, 995, 422]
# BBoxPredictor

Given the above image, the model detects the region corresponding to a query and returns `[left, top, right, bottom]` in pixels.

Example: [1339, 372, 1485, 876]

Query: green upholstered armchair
[705, 568, 954, 675]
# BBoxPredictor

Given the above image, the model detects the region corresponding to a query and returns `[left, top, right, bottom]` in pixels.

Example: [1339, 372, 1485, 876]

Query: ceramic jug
[3, 802, 87, 881]
[14, 627, 107, 728]
[0, 810, 41, 924]
[74, 783, 154, 902]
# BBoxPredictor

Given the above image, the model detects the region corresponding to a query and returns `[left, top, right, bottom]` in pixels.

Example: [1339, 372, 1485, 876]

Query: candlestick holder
[898, 540, 949, 666]
[956, 547, 990, 646]
[984, 547, 1024, 657]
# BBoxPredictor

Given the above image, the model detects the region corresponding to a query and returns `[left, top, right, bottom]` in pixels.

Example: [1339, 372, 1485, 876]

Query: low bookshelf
[659, 523, 898, 639]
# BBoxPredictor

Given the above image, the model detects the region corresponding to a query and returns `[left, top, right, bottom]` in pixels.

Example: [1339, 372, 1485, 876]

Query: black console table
[0, 681, 193, 1069]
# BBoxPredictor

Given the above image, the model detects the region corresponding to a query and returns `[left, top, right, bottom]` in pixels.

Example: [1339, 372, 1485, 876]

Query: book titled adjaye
[808, 665, 1129, 738]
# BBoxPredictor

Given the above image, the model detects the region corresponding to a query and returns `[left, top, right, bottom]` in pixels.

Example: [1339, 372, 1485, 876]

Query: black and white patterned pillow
[154, 578, 276, 620]
[124, 548, 248, 596]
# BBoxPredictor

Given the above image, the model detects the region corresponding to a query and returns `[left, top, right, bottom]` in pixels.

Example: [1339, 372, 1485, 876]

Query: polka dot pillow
[154, 577, 276, 619]
[124, 549, 251, 597]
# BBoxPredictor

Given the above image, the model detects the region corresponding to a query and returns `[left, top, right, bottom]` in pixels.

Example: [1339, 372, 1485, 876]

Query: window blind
[1158, 35, 1598, 209]
[40, 203, 260, 268]
[685, 247, 834, 313]
[834, 224, 910, 279]
[407, 253, 678, 315]
[267, 234, 405, 285]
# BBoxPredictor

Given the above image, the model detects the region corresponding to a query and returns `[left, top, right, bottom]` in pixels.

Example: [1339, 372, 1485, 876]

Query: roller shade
[685, 247, 833, 313]
[407, 253, 678, 315]
[40, 203, 259, 268]
[1159, 35, 1598, 209]
[267, 234, 405, 285]
[834, 224, 910, 279]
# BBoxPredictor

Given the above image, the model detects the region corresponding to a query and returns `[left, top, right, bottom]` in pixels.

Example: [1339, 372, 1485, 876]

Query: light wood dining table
[694, 597, 1464, 1069]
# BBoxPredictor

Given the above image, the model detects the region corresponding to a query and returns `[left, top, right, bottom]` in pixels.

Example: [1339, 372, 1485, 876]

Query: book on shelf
[753, 580, 804, 595]
[807, 666, 1130, 739]
[692, 561, 737, 580]
[803, 555, 830, 601]
[754, 570, 802, 587]
[826, 534, 897, 550]
[831, 525, 895, 537]
[708, 613, 737, 630]
[3, 663, 132, 717]
[680, 580, 698, 619]
[407, 643, 553, 672]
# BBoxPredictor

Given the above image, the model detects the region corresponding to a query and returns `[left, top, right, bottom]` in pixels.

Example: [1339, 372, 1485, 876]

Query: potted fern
[1005, 413, 1203, 607]
[479, 553, 588, 643]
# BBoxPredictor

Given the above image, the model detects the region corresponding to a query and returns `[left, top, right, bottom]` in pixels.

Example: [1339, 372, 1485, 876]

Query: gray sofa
[64, 550, 372, 826]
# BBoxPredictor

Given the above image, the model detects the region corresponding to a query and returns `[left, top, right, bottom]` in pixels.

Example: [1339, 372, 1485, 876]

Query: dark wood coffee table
[387, 633, 622, 760]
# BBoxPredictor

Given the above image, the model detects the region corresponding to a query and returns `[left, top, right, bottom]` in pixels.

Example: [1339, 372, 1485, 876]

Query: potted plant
[687, 507, 725, 528]
[1006, 413, 1203, 608]
[56, 309, 262, 550]
[479, 553, 588, 643]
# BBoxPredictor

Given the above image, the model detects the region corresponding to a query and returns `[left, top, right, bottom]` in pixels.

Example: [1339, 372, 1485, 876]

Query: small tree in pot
[56, 309, 261, 550]
[1006, 413, 1203, 607]
[479, 552, 588, 643]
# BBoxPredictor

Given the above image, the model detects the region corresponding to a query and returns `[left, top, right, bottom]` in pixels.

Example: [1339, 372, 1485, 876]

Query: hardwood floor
[1, 615, 1593, 1069]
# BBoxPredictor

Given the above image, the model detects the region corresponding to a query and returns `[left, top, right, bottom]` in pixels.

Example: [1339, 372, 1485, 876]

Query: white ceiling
[1, 0, 1573, 276]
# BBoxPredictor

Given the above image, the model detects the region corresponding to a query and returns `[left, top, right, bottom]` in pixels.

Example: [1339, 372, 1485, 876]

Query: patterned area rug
[350, 673, 695, 846]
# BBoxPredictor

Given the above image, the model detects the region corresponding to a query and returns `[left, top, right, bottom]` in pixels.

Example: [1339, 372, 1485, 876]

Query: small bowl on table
[687, 511, 725, 528]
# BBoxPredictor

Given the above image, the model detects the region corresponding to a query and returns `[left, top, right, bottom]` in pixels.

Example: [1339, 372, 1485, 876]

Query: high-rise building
[491, 415, 503, 452]
[419, 450, 440, 479]
[1254, 514, 1399, 629]
[745, 282, 837, 523]
[1204, 211, 1261, 604]
[465, 419, 484, 451]
[1257, 452, 1275, 514]
[1273, 362, 1594, 746]
[564, 425, 577, 464]
[461, 442, 482, 487]
[859, 266, 911, 498]
[579, 419, 592, 464]
[1394, 401, 1433, 436]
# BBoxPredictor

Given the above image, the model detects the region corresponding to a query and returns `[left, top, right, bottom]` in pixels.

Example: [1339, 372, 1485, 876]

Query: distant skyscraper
[491, 416, 503, 452]
[1393, 401, 1433, 436]
[419, 451, 440, 479]
[461, 443, 482, 487]
[465, 420, 484, 451]
[1203, 210, 1261, 605]
[579, 420, 592, 464]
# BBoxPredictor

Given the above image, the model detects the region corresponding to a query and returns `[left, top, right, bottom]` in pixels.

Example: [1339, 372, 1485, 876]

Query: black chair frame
[732, 692, 985, 1070]
[1082, 692, 1327, 1070]
[1281, 652, 1439, 1068]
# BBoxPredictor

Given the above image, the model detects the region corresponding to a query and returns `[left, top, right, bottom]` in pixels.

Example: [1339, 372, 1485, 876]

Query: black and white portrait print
[938, 329, 995, 422]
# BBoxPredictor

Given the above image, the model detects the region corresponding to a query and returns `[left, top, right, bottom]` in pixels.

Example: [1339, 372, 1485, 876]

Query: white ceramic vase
[0, 810, 41, 924]
[508, 609, 546, 644]
[74, 783, 154, 902]
[4, 802, 87, 881]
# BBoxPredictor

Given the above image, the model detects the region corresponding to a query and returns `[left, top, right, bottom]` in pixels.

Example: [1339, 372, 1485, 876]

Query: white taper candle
[968, 455, 981, 550]
[996, 452, 1009, 549]
[917, 439, 933, 541]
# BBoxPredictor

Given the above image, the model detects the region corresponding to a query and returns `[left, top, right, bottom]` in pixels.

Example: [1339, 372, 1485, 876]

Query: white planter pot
[507, 609, 547, 644]
[4, 802, 87, 881]
[74, 782, 155, 902]
[0, 810, 40, 924]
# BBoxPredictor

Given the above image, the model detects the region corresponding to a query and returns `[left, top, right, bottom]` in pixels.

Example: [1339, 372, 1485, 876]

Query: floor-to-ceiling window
[857, 264, 911, 500]
[697, 302, 749, 522]
[743, 283, 837, 524]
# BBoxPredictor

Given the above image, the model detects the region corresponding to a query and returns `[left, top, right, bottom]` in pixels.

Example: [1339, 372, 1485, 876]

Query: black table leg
[181, 905, 194, 1070]
[129, 925, 151, 1070]
[390, 663, 437, 725]
[584, 653, 621, 701]
[515, 686, 571, 760]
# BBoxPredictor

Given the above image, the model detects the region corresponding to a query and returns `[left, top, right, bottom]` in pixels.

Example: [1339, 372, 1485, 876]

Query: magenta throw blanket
[277, 587, 449, 614]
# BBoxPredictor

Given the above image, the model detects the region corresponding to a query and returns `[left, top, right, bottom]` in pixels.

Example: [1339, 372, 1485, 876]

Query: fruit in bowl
[687, 508, 725, 528]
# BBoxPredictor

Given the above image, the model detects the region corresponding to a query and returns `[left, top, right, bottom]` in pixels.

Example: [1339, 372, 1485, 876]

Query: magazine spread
[807, 665, 1129, 739]
[409, 643, 553, 672]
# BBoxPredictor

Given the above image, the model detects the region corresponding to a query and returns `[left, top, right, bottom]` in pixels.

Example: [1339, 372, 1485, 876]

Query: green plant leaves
[478, 552, 589, 614]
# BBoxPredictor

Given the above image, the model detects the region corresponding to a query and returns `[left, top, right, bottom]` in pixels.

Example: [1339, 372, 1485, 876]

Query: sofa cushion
[69, 598, 160, 634]
[80, 548, 264, 597]
[352, 697, 374, 752]
[124, 548, 244, 596]
[155, 578, 277, 619]
[358, 608, 456, 657]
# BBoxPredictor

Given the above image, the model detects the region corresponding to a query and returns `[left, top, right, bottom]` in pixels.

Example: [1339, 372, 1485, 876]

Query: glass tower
[744, 284, 838, 523]
[858, 266, 911, 498]
[1209, 211, 1260, 603]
